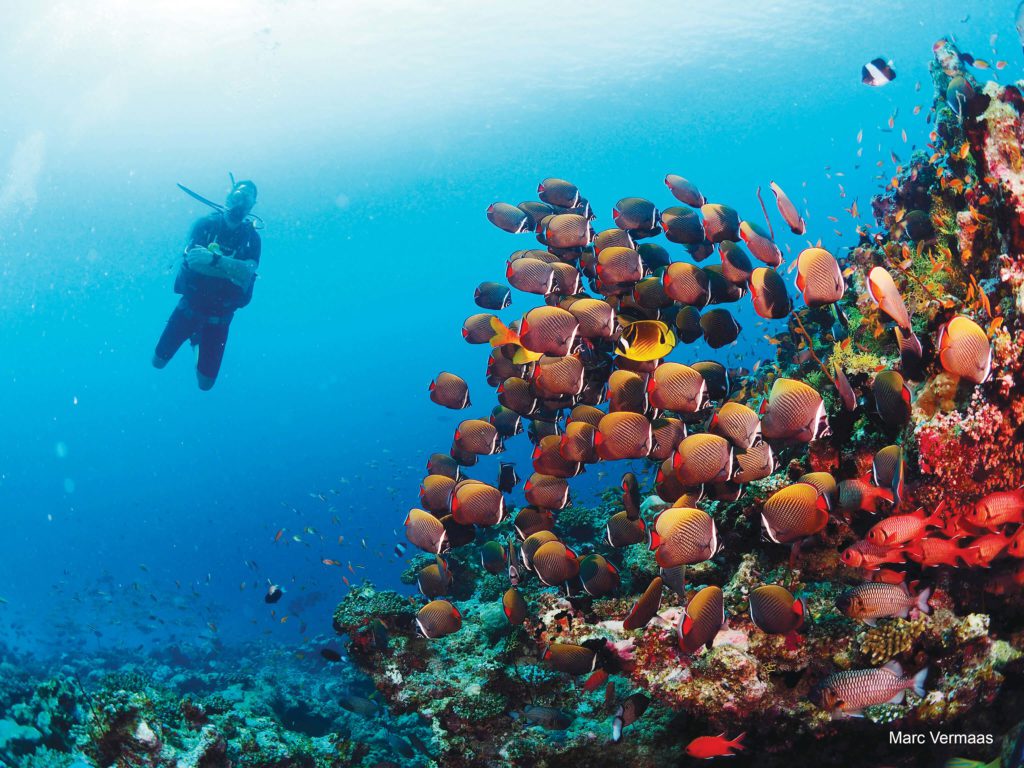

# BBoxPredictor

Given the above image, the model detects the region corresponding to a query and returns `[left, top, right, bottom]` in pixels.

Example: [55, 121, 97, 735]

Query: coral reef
[0, 640, 434, 767]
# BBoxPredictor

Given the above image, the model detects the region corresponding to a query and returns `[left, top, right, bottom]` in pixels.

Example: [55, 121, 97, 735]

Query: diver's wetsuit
[154, 212, 261, 385]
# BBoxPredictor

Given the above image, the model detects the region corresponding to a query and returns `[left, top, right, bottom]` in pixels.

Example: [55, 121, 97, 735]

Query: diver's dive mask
[226, 180, 258, 217]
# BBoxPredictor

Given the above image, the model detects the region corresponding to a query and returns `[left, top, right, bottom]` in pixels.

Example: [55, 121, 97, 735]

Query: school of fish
[398, 158, 1020, 739]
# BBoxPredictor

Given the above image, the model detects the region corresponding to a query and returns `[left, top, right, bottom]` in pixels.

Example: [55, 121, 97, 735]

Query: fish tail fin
[957, 546, 981, 567]
[939, 515, 962, 538]
[489, 317, 517, 347]
[924, 508, 945, 529]
[916, 586, 933, 615]
[731, 732, 747, 750]
[510, 345, 542, 365]
[961, 547, 986, 568]
[912, 666, 928, 697]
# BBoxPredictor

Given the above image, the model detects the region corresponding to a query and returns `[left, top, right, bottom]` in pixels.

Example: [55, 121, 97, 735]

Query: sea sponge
[913, 371, 960, 417]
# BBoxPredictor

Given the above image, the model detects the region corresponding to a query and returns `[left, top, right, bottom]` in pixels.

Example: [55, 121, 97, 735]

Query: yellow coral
[858, 618, 927, 665]
[830, 341, 891, 377]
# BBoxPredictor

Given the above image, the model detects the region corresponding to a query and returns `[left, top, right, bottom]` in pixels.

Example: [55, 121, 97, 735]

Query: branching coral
[858, 618, 927, 665]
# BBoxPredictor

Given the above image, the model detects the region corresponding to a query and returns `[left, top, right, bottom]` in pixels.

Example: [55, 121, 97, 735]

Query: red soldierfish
[904, 535, 978, 568]
[866, 507, 944, 547]
[966, 532, 1012, 567]
[814, 661, 927, 717]
[841, 539, 906, 570]
[685, 732, 746, 759]
[872, 567, 907, 584]
[967, 488, 1024, 528]
[836, 581, 932, 626]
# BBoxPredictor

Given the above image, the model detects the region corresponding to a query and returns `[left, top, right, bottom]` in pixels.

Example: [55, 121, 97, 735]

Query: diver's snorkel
[176, 173, 265, 229]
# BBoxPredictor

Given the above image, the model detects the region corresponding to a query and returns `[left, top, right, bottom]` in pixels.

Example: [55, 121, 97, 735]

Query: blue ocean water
[0, 0, 1013, 657]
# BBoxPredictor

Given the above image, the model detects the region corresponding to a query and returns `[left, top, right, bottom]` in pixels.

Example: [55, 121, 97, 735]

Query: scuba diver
[153, 177, 261, 390]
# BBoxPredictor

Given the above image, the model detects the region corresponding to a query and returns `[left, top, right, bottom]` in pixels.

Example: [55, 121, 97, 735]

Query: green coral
[450, 687, 509, 723]
[618, 541, 657, 585]
[332, 585, 410, 631]
[555, 501, 605, 545]
[865, 701, 909, 724]
[989, 639, 1023, 669]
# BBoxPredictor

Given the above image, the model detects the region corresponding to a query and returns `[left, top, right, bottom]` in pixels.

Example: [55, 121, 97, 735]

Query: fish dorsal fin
[882, 660, 903, 676]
